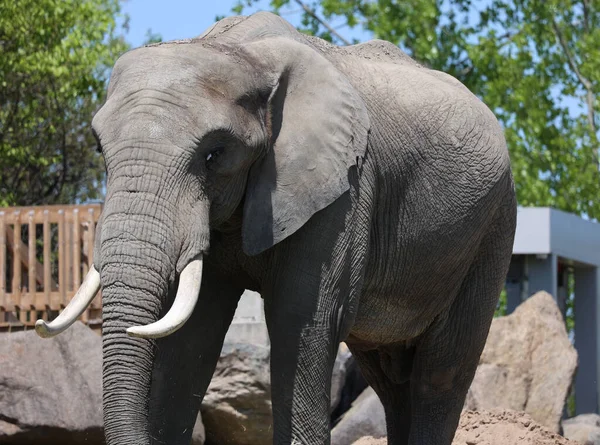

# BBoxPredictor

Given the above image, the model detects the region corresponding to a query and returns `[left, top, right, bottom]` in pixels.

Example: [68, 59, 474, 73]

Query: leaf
[0, 0, 130, 206]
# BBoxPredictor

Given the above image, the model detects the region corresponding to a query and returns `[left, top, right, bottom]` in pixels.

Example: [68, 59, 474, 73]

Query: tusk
[35, 266, 101, 338]
[126, 257, 203, 339]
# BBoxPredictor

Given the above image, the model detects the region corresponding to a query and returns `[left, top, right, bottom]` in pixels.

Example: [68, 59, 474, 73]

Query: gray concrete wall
[575, 266, 600, 414]
[224, 290, 269, 346]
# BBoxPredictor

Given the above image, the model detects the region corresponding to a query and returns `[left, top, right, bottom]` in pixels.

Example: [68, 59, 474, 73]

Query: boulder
[331, 342, 368, 420]
[201, 340, 364, 444]
[331, 387, 386, 445]
[191, 412, 206, 445]
[331, 342, 353, 413]
[201, 342, 272, 445]
[0, 322, 103, 444]
[465, 291, 578, 432]
[562, 414, 600, 445]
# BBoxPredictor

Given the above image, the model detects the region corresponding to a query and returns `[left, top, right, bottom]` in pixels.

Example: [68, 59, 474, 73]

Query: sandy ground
[352, 410, 577, 445]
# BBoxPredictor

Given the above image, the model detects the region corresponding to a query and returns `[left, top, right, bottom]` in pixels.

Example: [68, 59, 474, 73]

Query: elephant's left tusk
[126, 256, 203, 339]
[35, 266, 101, 338]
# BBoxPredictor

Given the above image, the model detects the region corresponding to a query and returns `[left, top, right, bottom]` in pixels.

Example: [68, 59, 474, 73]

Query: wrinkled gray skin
[92, 12, 516, 445]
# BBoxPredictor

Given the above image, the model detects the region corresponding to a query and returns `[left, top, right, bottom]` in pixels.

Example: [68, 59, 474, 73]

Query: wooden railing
[0, 204, 102, 331]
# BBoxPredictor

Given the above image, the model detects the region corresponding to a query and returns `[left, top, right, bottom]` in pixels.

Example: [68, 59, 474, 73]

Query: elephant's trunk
[101, 259, 163, 444]
[98, 188, 208, 444]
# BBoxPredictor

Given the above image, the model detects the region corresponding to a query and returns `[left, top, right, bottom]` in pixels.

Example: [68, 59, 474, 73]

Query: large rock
[331, 342, 368, 420]
[0, 322, 103, 444]
[192, 412, 206, 445]
[331, 387, 386, 445]
[331, 343, 353, 414]
[562, 414, 600, 445]
[201, 343, 272, 445]
[201, 339, 363, 445]
[465, 291, 578, 432]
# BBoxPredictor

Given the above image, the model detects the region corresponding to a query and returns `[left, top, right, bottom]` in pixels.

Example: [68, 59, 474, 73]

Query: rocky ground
[0, 291, 597, 445]
[354, 410, 577, 445]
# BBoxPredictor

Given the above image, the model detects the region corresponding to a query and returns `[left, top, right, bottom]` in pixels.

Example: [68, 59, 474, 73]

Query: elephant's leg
[265, 275, 350, 445]
[147, 263, 243, 445]
[349, 347, 413, 445]
[408, 223, 512, 445]
[264, 195, 362, 445]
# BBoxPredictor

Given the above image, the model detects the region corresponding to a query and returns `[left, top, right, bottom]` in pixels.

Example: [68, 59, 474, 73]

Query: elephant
[35, 11, 517, 445]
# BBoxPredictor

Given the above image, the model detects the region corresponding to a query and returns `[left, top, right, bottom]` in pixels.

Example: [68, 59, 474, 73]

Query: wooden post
[58, 210, 66, 307]
[66, 217, 72, 294]
[13, 211, 27, 323]
[0, 211, 5, 311]
[74, 209, 87, 322]
[43, 210, 51, 309]
[12, 211, 21, 312]
[88, 207, 99, 310]
[27, 211, 36, 309]
[73, 209, 81, 290]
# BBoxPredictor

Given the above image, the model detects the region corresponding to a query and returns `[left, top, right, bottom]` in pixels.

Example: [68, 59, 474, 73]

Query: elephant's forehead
[108, 44, 255, 99]
[92, 89, 233, 146]
[93, 46, 258, 140]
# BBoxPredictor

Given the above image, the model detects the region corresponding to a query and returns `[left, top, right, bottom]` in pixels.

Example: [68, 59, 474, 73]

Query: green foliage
[494, 287, 508, 317]
[231, 0, 600, 220]
[0, 0, 129, 206]
[144, 28, 163, 45]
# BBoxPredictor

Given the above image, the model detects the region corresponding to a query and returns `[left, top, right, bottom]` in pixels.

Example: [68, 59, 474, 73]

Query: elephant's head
[35, 12, 369, 445]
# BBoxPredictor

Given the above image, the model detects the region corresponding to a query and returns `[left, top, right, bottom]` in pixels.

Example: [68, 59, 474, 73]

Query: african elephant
[36, 11, 517, 445]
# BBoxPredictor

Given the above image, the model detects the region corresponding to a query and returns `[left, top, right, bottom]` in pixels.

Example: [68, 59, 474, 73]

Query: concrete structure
[225, 290, 269, 346]
[507, 207, 600, 415]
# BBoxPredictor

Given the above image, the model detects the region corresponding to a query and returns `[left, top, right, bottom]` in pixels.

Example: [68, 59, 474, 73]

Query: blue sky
[119, 0, 581, 119]
[121, 0, 372, 47]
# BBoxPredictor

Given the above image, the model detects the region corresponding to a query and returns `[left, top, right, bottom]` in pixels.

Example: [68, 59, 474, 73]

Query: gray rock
[331, 387, 386, 445]
[562, 414, 600, 445]
[331, 343, 368, 422]
[192, 412, 206, 445]
[201, 342, 272, 445]
[331, 343, 354, 414]
[0, 322, 104, 444]
[201, 340, 361, 444]
[465, 291, 578, 433]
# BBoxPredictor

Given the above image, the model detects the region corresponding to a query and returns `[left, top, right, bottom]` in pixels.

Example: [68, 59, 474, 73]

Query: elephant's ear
[241, 37, 370, 256]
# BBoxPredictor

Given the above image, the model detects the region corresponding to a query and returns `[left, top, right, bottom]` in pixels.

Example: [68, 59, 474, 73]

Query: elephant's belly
[348, 289, 443, 346]
[349, 246, 472, 346]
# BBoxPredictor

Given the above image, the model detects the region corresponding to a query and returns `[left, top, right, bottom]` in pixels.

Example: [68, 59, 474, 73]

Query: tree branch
[551, 19, 597, 137]
[292, 0, 351, 45]
[582, 0, 591, 33]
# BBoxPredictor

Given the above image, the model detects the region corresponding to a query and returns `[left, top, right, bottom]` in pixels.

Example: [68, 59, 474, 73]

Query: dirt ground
[352, 410, 577, 445]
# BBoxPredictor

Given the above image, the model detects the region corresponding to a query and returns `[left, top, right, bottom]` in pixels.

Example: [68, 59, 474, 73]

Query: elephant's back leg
[348, 344, 415, 445]
[406, 200, 516, 445]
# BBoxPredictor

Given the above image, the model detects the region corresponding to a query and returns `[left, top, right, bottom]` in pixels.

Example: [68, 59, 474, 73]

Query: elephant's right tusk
[35, 266, 101, 338]
[126, 256, 203, 339]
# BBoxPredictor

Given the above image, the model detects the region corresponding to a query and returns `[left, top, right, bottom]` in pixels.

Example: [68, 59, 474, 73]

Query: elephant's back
[344, 58, 514, 345]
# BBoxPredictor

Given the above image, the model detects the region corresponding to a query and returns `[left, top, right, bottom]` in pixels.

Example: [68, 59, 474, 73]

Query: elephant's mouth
[35, 255, 205, 340]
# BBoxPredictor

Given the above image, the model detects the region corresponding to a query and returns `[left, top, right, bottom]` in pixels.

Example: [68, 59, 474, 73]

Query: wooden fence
[0, 204, 102, 331]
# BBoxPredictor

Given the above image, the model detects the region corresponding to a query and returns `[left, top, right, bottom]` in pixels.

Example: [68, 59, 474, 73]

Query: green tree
[231, 0, 600, 220]
[0, 0, 129, 206]
[144, 28, 163, 44]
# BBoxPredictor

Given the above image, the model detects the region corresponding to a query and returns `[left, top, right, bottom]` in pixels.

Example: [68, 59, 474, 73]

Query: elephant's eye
[206, 147, 224, 166]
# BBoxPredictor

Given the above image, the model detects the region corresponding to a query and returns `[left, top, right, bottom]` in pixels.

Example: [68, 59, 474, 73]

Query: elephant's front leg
[147, 263, 243, 445]
[264, 196, 361, 445]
